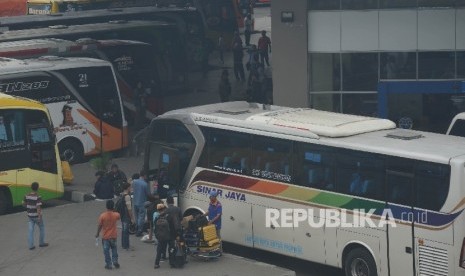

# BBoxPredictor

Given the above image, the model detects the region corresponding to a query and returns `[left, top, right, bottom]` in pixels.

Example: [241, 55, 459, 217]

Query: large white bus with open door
[143, 101, 465, 276]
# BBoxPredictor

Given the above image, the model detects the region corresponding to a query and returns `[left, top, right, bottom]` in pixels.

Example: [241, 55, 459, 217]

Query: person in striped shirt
[23, 182, 48, 250]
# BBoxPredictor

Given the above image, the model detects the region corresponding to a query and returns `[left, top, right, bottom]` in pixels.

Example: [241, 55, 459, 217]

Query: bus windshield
[0, 95, 64, 215]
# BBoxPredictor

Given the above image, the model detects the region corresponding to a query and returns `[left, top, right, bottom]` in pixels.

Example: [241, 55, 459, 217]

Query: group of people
[218, 27, 272, 104]
[94, 167, 223, 270]
[94, 168, 182, 270]
[23, 163, 222, 271]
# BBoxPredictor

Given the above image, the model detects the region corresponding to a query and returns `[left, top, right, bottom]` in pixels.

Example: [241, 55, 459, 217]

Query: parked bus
[0, 0, 27, 16]
[26, 0, 123, 14]
[0, 93, 64, 215]
[192, 0, 249, 47]
[0, 20, 200, 87]
[144, 101, 465, 276]
[0, 57, 127, 163]
[0, 38, 166, 118]
[6, 3, 237, 51]
[1, 6, 206, 67]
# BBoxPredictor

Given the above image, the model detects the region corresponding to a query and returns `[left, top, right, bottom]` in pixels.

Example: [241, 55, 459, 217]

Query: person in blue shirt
[204, 191, 222, 239]
[132, 170, 150, 237]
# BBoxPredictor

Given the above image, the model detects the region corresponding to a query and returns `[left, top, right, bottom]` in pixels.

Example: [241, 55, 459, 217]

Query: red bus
[0, 0, 27, 16]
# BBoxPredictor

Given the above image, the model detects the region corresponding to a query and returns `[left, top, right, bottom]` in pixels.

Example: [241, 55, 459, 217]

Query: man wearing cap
[204, 191, 222, 241]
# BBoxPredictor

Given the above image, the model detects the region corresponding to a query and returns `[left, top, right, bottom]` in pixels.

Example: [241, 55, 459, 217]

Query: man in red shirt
[96, 200, 121, 270]
[257, 30, 271, 67]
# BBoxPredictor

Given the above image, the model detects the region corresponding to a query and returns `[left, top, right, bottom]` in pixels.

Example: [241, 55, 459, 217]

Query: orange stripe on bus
[248, 180, 288, 194]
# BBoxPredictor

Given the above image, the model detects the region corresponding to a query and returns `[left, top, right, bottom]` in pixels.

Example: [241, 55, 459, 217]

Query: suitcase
[200, 224, 217, 241]
[173, 242, 186, 268]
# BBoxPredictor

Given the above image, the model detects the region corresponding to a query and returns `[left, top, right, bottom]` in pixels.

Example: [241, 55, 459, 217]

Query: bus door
[146, 142, 180, 199]
[21, 123, 59, 198]
[386, 169, 415, 276]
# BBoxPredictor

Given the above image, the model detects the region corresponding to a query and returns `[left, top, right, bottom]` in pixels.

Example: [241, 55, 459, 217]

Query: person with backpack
[153, 204, 171, 269]
[117, 182, 135, 250]
[166, 195, 186, 267]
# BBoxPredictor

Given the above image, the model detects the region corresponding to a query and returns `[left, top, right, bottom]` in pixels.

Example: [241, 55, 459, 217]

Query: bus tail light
[460, 238, 465, 268]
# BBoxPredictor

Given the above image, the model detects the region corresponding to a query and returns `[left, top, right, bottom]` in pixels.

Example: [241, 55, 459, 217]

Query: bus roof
[162, 101, 465, 163]
[164, 101, 396, 138]
[0, 92, 46, 110]
[0, 6, 196, 30]
[0, 56, 112, 74]
[0, 38, 150, 58]
[0, 20, 174, 43]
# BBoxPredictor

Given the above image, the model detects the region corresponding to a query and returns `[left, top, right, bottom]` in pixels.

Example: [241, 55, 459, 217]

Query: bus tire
[344, 247, 377, 276]
[184, 209, 202, 218]
[0, 188, 11, 215]
[59, 139, 84, 164]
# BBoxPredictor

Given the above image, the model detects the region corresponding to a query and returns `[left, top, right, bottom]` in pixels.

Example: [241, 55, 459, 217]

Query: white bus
[0, 38, 165, 118]
[0, 57, 127, 163]
[143, 101, 465, 276]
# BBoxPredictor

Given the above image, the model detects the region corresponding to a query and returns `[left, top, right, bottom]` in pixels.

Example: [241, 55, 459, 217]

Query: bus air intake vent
[418, 244, 448, 276]
[385, 130, 423, 140]
[216, 109, 250, 115]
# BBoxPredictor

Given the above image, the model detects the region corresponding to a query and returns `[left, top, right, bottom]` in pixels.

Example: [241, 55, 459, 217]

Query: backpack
[155, 213, 171, 241]
[114, 194, 127, 216]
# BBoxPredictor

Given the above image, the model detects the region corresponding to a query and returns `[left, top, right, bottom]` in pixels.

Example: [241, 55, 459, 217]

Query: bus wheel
[0, 189, 11, 215]
[59, 140, 84, 164]
[344, 247, 377, 276]
[184, 209, 202, 218]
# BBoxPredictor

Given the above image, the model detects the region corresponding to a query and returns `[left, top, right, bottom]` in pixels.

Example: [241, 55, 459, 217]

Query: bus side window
[203, 128, 250, 173]
[415, 162, 450, 211]
[252, 135, 292, 182]
[387, 174, 412, 206]
[336, 150, 384, 199]
[295, 143, 334, 190]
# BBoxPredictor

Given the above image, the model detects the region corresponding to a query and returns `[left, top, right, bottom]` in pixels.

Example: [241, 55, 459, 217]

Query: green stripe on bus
[341, 198, 385, 211]
[11, 186, 63, 206]
[311, 192, 352, 206]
